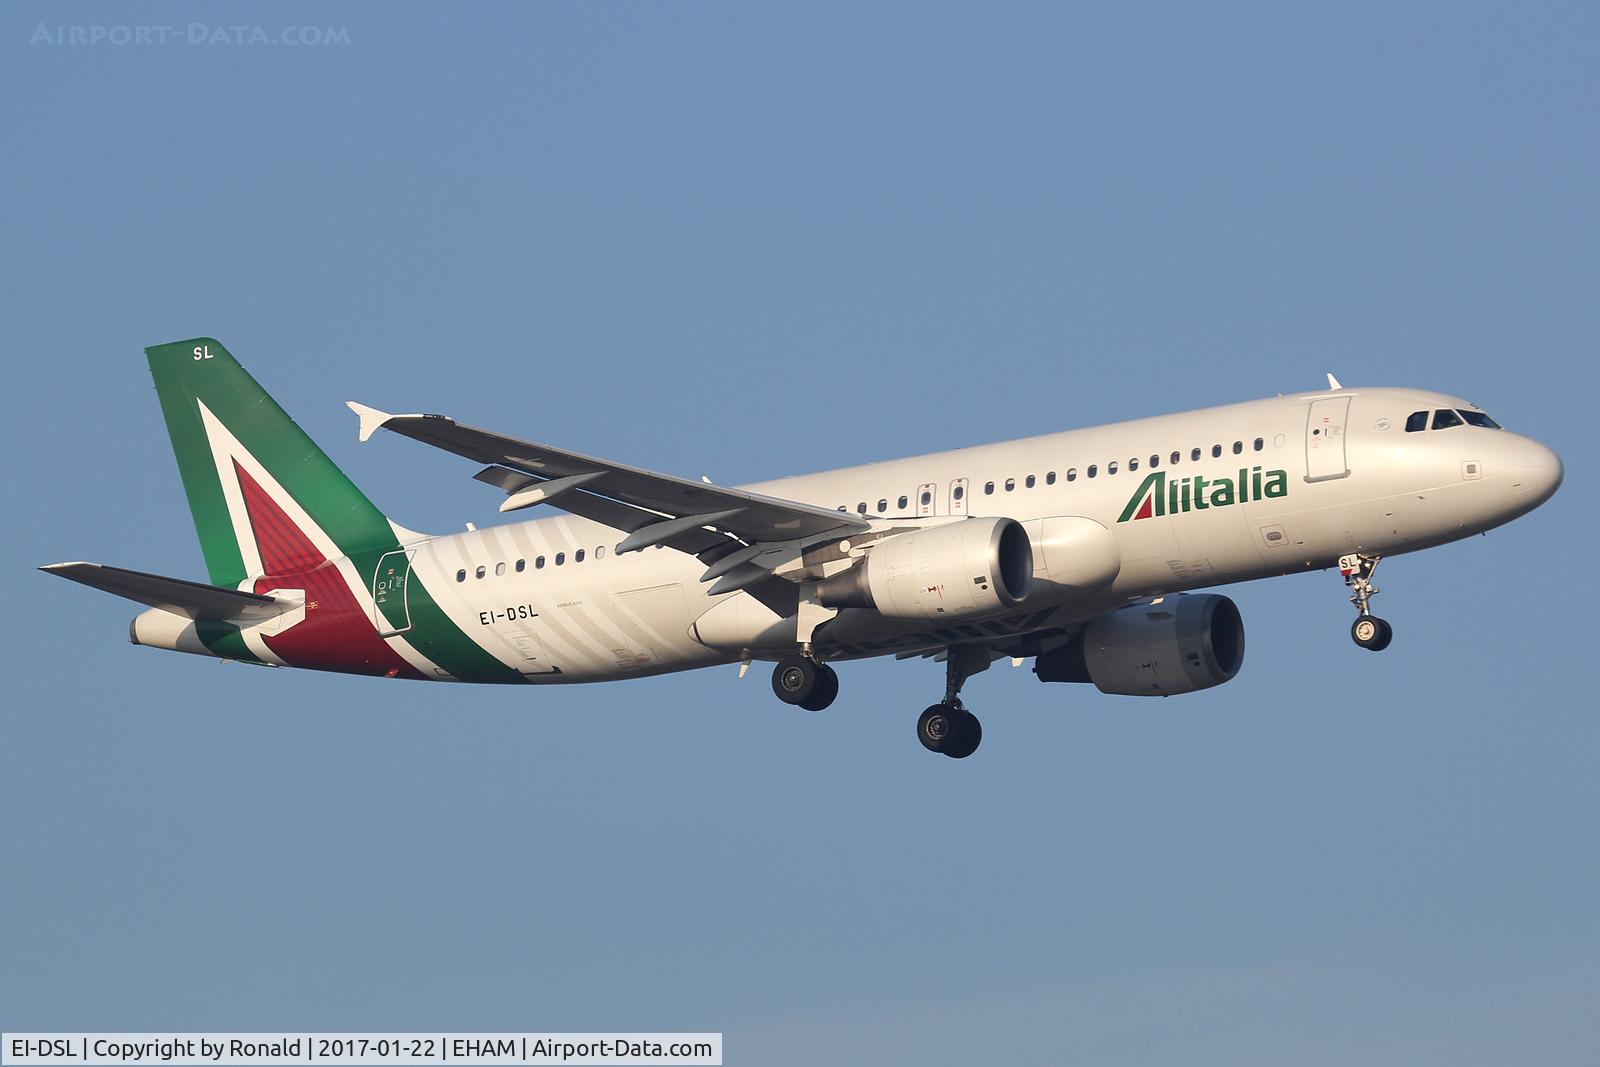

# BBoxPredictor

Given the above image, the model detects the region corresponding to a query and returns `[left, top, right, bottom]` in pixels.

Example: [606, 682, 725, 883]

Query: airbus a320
[44, 339, 1563, 758]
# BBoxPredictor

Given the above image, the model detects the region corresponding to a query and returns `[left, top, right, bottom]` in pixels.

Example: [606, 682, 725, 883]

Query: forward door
[1305, 396, 1352, 482]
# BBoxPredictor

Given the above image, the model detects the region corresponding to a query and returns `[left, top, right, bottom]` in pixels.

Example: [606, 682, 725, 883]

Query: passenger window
[1087, 465, 1098, 478]
[1191, 448, 1201, 461]
[475, 565, 486, 579]
[1432, 408, 1463, 430]
[953, 485, 965, 501]
[898, 495, 908, 508]
[877, 499, 887, 513]
[456, 569, 466, 583]
[555, 552, 566, 566]
[575, 549, 585, 563]
[1107, 461, 1118, 475]
[837, 505, 847, 512]
[857, 502, 867, 515]
[596, 546, 606, 559]
[1232, 441, 1243, 454]
[536, 556, 546, 569]
[1067, 468, 1077, 481]
[985, 481, 995, 494]
[515, 559, 525, 573]
[1170, 451, 1180, 465]
[1046, 471, 1056, 485]
[1458, 410, 1502, 429]
[495, 562, 506, 577]
[1212, 444, 1222, 458]
[1150, 454, 1160, 468]
[1253, 437, 1264, 451]
[1129, 458, 1139, 472]
[1025, 474, 1036, 488]
[1004, 478, 1015, 492]
[1405, 411, 1428, 433]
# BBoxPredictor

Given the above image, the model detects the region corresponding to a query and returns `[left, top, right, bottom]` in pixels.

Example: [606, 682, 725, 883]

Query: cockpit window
[1458, 410, 1502, 429]
[1405, 411, 1428, 433]
[1432, 409, 1463, 430]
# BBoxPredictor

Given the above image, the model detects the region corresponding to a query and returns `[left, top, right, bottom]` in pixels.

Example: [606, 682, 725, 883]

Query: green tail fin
[146, 337, 400, 586]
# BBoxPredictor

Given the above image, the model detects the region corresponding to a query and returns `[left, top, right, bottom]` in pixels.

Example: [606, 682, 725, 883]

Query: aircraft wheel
[772, 654, 821, 705]
[1352, 615, 1393, 652]
[798, 664, 839, 712]
[943, 711, 982, 759]
[918, 702, 979, 755]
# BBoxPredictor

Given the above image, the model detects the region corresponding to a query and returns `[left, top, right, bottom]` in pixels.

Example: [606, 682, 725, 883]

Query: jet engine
[818, 516, 1033, 623]
[1035, 594, 1244, 696]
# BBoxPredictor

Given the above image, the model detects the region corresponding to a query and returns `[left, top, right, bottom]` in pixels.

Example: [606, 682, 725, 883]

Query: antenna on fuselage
[1326, 372, 1344, 390]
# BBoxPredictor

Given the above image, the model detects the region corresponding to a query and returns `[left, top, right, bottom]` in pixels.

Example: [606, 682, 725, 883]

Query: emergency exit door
[1305, 396, 1352, 482]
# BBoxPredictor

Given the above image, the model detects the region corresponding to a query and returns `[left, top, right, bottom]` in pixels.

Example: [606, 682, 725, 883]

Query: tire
[1352, 615, 1392, 651]
[917, 703, 957, 753]
[943, 711, 982, 759]
[1367, 618, 1393, 652]
[798, 664, 839, 712]
[771, 655, 819, 705]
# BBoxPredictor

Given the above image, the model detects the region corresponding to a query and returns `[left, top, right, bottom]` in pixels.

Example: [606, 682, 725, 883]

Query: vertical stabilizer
[145, 337, 399, 585]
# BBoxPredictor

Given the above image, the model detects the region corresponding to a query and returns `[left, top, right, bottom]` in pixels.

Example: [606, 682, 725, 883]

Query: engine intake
[1035, 593, 1244, 696]
[818, 516, 1033, 623]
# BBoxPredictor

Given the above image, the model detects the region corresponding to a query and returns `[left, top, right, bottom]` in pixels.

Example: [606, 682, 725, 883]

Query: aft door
[369, 549, 415, 636]
[1305, 396, 1352, 482]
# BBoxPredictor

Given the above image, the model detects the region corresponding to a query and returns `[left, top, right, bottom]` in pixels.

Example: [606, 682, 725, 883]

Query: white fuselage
[398, 386, 1562, 682]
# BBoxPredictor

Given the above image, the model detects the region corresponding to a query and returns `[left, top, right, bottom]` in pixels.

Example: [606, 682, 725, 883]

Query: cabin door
[1305, 396, 1352, 482]
[369, 549, 415, 636]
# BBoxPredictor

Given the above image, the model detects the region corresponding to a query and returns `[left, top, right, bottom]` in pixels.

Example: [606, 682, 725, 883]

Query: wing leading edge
[347, 403, 868, 564]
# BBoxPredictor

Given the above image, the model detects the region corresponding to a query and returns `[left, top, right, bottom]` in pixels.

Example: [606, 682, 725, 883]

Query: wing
[347, 403, 868, 577]
[40, 562, 290, 621]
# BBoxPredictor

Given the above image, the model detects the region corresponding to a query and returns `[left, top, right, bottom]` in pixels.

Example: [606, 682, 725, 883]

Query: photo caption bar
[2, 1036, 720, 1067]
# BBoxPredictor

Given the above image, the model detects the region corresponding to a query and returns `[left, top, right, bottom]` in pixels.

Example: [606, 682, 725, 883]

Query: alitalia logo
[1117, 466, 1289, 522]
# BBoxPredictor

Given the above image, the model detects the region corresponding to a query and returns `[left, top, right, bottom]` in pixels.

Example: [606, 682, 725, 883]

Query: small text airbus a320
[45, 339, 1562, 757]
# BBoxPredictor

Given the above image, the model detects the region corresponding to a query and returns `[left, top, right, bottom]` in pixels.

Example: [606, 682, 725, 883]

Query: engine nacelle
[818, 516, 1033, 623]
[1035, 594, 1245, 696]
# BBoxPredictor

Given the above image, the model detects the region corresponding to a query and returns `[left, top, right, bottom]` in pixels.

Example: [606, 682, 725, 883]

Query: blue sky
[2, 3, 1596, 1062]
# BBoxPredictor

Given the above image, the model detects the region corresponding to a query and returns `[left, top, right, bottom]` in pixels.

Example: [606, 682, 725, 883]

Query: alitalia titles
[1118, 466, 1288, 523]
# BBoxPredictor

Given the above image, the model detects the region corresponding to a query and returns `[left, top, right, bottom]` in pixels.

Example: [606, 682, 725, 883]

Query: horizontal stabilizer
[40, 562, 289, 621]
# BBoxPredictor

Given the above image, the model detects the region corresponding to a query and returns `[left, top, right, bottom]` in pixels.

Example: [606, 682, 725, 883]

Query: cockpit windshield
[1405, 408, 1502, 432]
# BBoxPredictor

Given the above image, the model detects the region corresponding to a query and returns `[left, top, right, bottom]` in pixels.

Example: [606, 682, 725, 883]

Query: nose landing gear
[1341, 553, 1393, 652]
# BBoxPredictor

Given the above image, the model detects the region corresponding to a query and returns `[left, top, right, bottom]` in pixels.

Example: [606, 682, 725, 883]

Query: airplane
[43, 338, 1563, 758]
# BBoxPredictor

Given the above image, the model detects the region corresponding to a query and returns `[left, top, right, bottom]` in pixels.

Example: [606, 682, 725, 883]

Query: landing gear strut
[1341, 552, 1393, 652]
[917, 646, 986, 759]
[771, 653, 838, 711]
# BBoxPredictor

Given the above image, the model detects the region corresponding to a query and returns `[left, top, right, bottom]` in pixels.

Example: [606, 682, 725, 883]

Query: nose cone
[1506, 436, 1563, 511]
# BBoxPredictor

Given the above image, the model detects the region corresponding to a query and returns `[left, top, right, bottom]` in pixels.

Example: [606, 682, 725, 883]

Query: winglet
[1326, 372, 1343, 390]
[346, 401, 393, 443]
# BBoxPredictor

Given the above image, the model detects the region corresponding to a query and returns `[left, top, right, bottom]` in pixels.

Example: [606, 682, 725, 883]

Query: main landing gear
[916, 645, 987, 760]
[771, 653, 839, 712]
[1341, 552, 1394, 652]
